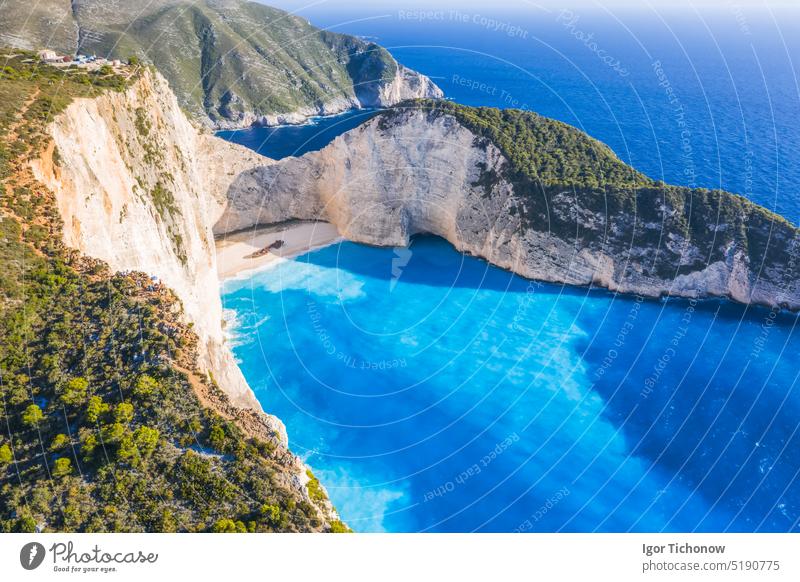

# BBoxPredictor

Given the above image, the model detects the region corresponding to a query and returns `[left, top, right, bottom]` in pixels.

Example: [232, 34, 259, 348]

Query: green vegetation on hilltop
[406, 99, 650, 190]
[0, 51, 337, 532]
[0, 0, 418, 126]
[387, 100, 798, 286]
[0, 51, 134, 240]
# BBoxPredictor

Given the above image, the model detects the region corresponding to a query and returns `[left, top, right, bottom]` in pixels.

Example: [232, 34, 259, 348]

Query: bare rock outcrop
[30, 69, 288, 439]
[219, 107, 800, 310]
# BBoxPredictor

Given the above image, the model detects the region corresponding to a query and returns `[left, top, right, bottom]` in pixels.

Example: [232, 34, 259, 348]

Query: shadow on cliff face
[299, 234, 800, 529]
[296, 235, 800, 324]
[294, 234, 572, 294]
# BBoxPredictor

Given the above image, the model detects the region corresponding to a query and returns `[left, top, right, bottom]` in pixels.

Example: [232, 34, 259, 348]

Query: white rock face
[30, 70, 799, 453]
[369, 64, 444, 108]
[30, 69, 289, 441]
[213, 64, 442, 129]
[220, 108, 800, 310]
[217, 109, 508, 241]
[213, 95, 361, 130]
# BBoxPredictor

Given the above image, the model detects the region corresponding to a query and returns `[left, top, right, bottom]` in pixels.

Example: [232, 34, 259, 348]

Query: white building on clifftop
[37, 49, 57, 61]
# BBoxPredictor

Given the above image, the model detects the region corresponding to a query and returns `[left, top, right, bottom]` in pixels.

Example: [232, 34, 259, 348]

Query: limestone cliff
[219, 105, 800, 310]
[29, 68, 285, 432]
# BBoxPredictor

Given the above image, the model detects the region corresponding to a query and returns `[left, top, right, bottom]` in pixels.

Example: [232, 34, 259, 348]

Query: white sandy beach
[216, 221, 342, 280]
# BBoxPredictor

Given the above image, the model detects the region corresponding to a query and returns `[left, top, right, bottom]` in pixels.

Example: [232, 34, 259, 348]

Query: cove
[221, 236, 800, 532]
[216, 108, 379, 160]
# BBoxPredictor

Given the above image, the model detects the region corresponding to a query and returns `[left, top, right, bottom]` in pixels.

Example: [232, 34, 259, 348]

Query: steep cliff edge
[219, 102, 800, 310]
[31, 68, 278, 423]
[1, 52, 342, 532]
[0, 0, 442, 128]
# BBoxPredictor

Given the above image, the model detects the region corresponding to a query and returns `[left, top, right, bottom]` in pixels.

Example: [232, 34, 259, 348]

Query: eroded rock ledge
[32, 69, 278, 428]
[219, 104, 800, 310]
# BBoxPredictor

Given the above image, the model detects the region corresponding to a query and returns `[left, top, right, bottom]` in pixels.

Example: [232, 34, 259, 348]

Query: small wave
[314, 467, 407, 533]
[252, 261, 366, 301]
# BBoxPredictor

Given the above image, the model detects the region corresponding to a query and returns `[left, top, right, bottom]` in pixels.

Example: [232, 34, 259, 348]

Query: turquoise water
[219, 4, 800, 531]
[222, 237, 800, 532]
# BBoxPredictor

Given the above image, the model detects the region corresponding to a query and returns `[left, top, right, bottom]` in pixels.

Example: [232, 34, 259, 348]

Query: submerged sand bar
[215, 220, 341, 280]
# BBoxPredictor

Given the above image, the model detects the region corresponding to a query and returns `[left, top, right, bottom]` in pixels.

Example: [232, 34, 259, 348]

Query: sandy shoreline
[215, 221, 342, 280]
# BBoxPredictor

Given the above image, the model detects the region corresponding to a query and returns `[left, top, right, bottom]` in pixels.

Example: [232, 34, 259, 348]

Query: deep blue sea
[221, 4, 800, 532]
[217, 109, 379, 160]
